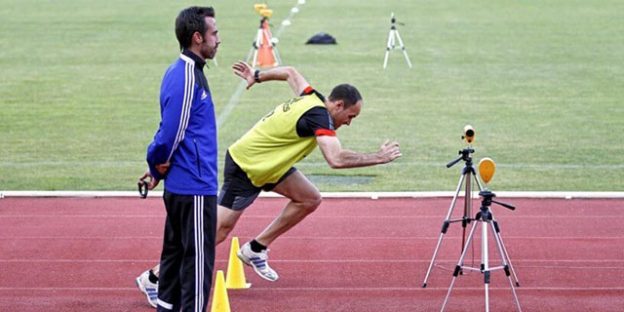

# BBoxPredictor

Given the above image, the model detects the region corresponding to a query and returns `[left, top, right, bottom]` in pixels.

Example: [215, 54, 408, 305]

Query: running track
[1, 196, 623, 311]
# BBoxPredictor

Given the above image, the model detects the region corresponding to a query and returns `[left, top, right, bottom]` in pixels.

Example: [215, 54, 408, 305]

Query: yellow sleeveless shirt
[229, 94, 325, 186]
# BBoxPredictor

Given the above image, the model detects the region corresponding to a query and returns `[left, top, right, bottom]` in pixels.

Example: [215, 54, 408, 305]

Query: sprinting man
[136, 60, 401, 306]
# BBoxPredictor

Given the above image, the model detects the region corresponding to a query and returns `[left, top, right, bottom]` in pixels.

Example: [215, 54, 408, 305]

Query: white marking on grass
[272, 4, 300, 39]
[216, 80, 247, 127]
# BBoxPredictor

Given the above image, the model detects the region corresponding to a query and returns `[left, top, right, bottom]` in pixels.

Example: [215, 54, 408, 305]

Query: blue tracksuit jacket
[146, 50, 218, 195]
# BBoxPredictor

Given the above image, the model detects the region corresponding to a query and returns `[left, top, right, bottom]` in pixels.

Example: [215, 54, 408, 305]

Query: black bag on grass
[305, 32, 337, 44]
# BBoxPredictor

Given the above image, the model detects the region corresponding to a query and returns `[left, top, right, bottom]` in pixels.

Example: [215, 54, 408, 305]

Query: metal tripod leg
[441, 214, 522, 312]
[272, 42, 282, 64]
[383, 29, 395, 69]
[383, 28, 413, 69]
[489, 221, 523, 312]
[393, 29, 413, 68]
[249, 28, 263, 67]
[461, 169, 473, 253]
[482, 213, 491, 312]
[440, 218, 480, 311]
[422, 169, 473, 287]
[491, 217, 521, 286]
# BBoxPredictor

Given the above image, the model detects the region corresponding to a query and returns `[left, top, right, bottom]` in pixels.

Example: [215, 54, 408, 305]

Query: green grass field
[1, 0, 623, 191]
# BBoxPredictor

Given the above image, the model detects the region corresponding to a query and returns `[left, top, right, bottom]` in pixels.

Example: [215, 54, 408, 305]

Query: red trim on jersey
[315, 129, 336, 137]
[303, 86, 314, 95]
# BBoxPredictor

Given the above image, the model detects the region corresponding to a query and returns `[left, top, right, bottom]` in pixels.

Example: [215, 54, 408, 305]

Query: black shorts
[217, 151, 296, 211]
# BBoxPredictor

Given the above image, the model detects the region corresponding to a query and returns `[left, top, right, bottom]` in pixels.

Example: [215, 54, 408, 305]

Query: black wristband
[254, 69, 261, 83]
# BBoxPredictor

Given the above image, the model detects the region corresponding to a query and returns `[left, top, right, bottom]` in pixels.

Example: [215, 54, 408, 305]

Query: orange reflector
[479, 157, 496, 184]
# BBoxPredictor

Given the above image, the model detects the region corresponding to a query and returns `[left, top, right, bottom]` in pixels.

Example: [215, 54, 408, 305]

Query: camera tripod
[422, 147, 482, 287]
[383, 13, 412, 69]
[440, 190, 522, 312]
[422, 148, 521, 288]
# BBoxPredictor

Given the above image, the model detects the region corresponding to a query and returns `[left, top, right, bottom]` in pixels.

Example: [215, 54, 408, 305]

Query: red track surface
[1, 196, 623, 311]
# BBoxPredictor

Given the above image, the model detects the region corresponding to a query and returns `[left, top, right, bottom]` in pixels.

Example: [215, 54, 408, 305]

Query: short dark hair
[175, 6, 215, 50]
[328, 84, 362, 108]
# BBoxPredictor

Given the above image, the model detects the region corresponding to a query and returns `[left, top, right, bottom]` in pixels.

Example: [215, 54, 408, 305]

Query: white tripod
[440, 190, 522, 312]
[383, 13, 412, 69]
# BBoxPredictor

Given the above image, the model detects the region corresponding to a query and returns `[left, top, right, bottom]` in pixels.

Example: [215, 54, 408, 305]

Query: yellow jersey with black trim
[228, 94, 325, 187]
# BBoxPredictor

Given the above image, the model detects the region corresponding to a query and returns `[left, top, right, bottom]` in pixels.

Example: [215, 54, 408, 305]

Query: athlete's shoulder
[300, 86, 326, 103]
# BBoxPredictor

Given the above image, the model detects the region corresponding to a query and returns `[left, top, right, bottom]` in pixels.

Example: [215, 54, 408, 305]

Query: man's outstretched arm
[316, 135, 402, 169]
[232, 61, 309, 96]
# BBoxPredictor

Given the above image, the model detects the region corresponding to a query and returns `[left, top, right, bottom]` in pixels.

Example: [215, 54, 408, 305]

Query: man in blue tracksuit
[138, 6, 220, 312]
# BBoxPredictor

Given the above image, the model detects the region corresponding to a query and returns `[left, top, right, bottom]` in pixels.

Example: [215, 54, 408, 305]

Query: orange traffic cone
[256, 19, 279, 68]
[210, 270, 231, 312]
[225, 237, 251, 289]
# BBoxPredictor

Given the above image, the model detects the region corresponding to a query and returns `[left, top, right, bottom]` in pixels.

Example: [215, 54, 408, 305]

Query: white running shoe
[237, 242, 279, 281]
[135, 270, 158, 308]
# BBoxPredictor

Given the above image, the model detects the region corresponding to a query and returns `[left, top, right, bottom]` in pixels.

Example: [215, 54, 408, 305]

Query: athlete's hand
[377, 140, 402, 163]
[232, 61, 256, 89]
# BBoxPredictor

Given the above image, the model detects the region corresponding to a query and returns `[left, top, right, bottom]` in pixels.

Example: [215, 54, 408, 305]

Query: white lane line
[0, 286, 622, 291]
[4, 259, 622, 263]
[2, 235, 624, 240]
[3, 214, 624, 219]
[0, 287, 138, 291]
[205, 286, 624, 291]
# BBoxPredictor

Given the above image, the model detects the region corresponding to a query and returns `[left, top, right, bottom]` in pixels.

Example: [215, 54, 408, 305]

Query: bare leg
[151, 264, 159, 276]
[216, 205, 244, 244]
[254, 171, 321, 246]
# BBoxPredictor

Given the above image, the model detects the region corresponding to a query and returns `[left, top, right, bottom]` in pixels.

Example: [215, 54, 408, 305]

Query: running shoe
[135, 270, 158, 308]
[237, 242, 279, 281]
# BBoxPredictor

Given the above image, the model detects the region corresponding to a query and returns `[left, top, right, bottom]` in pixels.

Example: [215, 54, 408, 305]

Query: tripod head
[447, 147, 475, 168]
[475, 190, 515, 223]
[447, 124, 477, 168]
[479, 190, 515, 212]
[389, 12, 405, 29]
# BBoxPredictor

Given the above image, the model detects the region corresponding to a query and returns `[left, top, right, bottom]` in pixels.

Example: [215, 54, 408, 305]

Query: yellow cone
[210, 270, 230, 312]
[225, 237, 252, 289]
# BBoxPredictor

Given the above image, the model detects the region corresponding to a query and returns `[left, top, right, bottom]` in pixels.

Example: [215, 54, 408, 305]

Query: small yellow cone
[210, 270, 231, 312]
[225, 237, 252, 289]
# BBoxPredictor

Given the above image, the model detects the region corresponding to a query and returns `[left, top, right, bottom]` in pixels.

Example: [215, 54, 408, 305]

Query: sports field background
[1, 0, 622, 191]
